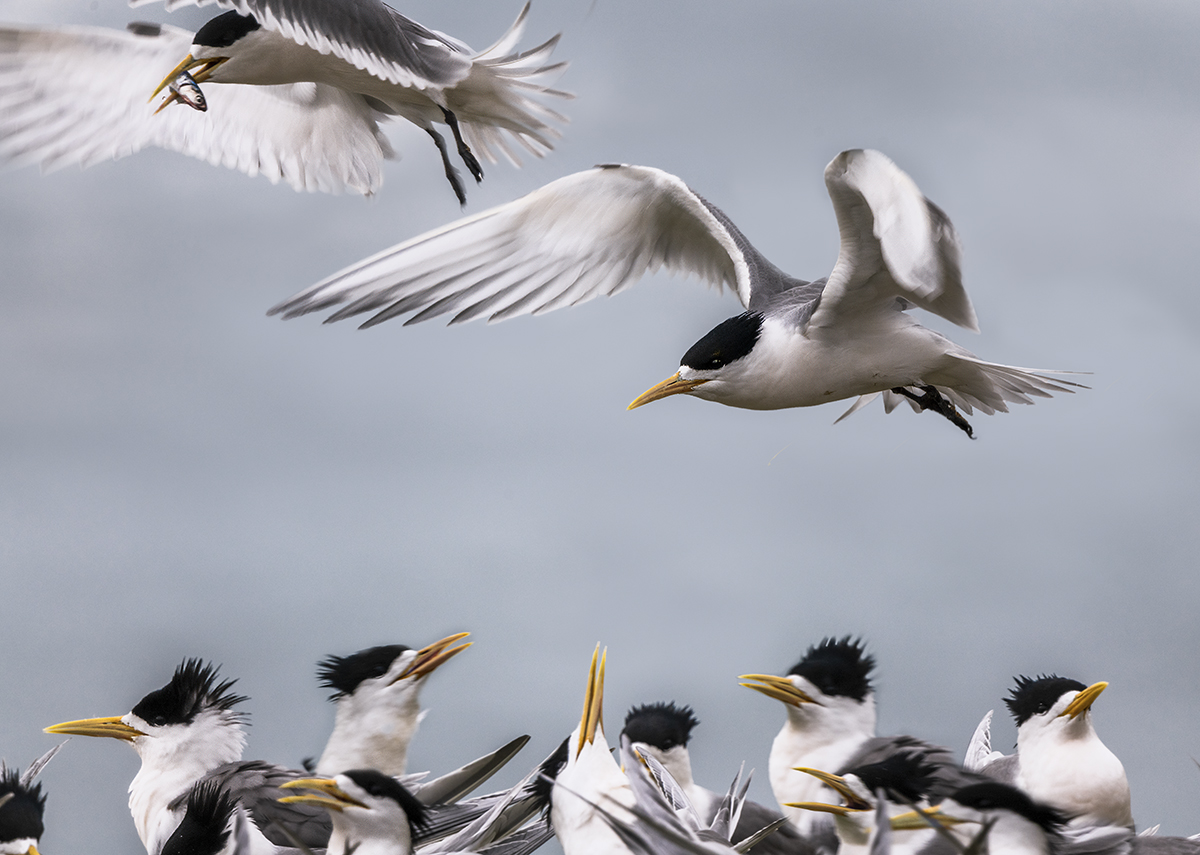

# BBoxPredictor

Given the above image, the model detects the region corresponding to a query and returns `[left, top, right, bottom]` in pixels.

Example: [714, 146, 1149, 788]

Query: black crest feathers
[0, 767, 46, 844]
[788, 637, 875, 701]
[318, 645, 411, 700]
[951, 782, 1067, 832]
[162, 780, 237, 855]
[193, 11, 261, 48]
[847, 751, 938, 805]
[342, 770, 428, 832]
[131, 659, 247, 727]
[681, 313, 763, 371]
[1004, 675, 1086, 726]
[622, 702, 700, 750]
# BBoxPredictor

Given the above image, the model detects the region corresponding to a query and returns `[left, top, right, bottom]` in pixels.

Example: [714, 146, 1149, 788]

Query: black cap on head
[162, 780, 237, 855]
[342, 770, 427, 832]
[622, 702, 700, 751]
[0, 768, 46, 845]
[788, 637, 875, 702]
[846, 751, 937, 805]
[681, 313, 763, 371]
[193, 11, 261, 48]
[1004, 675, 1087, 726]
[131, 659, 248, 728]
[318, 645, 412, 700]
[951, 782, 1066, 832]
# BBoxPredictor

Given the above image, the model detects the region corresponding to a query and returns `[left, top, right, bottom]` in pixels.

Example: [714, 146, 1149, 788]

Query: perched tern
[0, 748, 59, 855]
[281, 769, 428, 855]
[621, 702, 813, 855]
[0, 2, 568, 201]
[967, 676, 1132, 830]
[315, 633, 471, 776]
[270, 150, 1084, 436]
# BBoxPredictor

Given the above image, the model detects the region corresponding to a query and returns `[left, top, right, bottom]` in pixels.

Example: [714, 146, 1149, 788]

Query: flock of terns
[0, 0, 1087, 437]
[2, 636, 1195, 855]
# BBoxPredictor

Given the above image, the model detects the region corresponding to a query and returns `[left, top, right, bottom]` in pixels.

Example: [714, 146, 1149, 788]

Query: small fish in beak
[158, 70, 207, 113]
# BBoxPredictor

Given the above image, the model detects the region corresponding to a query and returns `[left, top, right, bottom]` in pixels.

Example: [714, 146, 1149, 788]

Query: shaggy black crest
[681, 312, 763, 371]
[318, 645, 412, 700]
[788, 637, 875, 701]
[847, 751, 937, 804]
[161, 780, 237, 855]
[951, 782, 1067, 831]
[1004, 675, 1086, 726]
[531, 738, 570, 811]
[622, 702, 700, 750]
[131, 659, 248, 728]
[342, 770, 428, 832]
[194, 11, 261, 48]
[0, 768, 46, 844]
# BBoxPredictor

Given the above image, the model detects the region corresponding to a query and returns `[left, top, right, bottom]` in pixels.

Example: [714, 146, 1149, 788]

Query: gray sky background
[2, 1, 1199, 852]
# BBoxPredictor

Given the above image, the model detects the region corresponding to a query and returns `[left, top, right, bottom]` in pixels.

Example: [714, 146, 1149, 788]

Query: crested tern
[315, 633, 471, 776]
[968, 675, 1132, 829]
[0, 2, 568, 201]
[0, 745, 63, 855]
[621, 702, 814, 855]
[269, 150, 1084, 436]
[281, 769, 429, 855]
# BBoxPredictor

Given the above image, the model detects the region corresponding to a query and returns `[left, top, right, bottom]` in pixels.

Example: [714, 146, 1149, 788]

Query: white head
[281, 770, 426, 855]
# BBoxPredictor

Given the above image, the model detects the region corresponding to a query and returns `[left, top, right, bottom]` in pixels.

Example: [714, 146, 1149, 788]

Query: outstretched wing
[130, 0, 473, 88]
[812, 149, 977, 332]
[270, 164, 782, 327]
[0, 23, 392, 194]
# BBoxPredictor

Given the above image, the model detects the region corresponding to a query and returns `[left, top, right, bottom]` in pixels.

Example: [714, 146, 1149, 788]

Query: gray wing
[130, 0, 473, 88]
[188, 760, 332, 848]
[963, 711, 1006, 774]
[475, 817, 556, 855]
[977, 754, 1019, 786]
[731, 800, 817, 855]
[1136, 838, 1200, 855]
[270, 165, 765, 328]
[0, 23, 392, 194]
[18, 741, 67, 788]
[810, 149, 977, 333]
[415, 735, 530, 806]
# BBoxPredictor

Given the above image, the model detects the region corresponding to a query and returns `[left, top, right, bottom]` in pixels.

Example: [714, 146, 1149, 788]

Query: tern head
[628, 312, 765, 410]
[1004, 675, 1107, 738]
[160, 780, 237, 855]
[0, 767, 46, 855]
[44, 659, 248, 767]
[740, 636, 877, 731]
[621, 702, 700, 789]
[281, 770, 427, 854]
[787, 751, 938, 816]
[150, 11, 264, 105]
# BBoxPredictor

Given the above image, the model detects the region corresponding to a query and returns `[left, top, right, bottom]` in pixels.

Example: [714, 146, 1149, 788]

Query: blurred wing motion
[0, 22, 393, 194]
[269, 164, 761, 327]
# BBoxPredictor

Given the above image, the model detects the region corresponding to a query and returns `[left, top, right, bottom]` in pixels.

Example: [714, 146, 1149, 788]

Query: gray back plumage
[979, 754, 1019, 787]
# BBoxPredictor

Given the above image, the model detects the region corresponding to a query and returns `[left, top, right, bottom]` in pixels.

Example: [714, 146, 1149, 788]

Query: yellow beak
[577, 644, 606, 758]
[149, 54, 227, 112]
[43, 716, 144, 741]
[889, 807, 972, 831]
[1060, 681, 1107, 719]
[784, 800, 865, 816]
[793, 767, 872, 810]
[279, 778, 366, 811]
[393, 632, 472, 683]
[627, 373, 708, 410]
[738, 673, 819, 707]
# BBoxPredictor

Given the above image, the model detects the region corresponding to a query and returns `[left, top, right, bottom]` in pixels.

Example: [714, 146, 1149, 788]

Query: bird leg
[891, 385, 975, 439]
[440, 107, 484, 185]
[425, 128, 468, 206]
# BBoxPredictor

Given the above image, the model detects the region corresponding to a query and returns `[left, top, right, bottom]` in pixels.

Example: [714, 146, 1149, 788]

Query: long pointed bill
[576, 644, 606, 758]
[794, 767, 870, 809]
[627, 373, 708, 410]
[279, 778, 366, 811]
[889, 808, 972, 831]
[784, 801, 866, 816]
[1060, 681, 1107, 719]
[738, 674, 819, 707]
[43, 716, 144, 741]
[29, 845, 42, 855]
[150, 55, 227, 111]
[394, 632, 472, 682]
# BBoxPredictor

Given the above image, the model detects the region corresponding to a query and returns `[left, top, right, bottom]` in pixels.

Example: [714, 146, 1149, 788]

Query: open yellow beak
[627, 373, 708, 410]
[793, 767, 872, 810]
[394, 632, 472, 682]
[44, 716, 144, 741]
[784, 800, 865, 816]
[577, 644, 606, 758]
[889, 807, 972, 831]
[149, 54, 227, 112]
[738, 674, 819, 707]
[1060, 681, 1107, 719]
[279, 778, 366, 811]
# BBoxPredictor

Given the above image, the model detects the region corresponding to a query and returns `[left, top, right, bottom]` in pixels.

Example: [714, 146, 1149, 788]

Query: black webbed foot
[426, 127, 467, 206]
[891, 385, 975, 439]
[441, 107, 484, 185]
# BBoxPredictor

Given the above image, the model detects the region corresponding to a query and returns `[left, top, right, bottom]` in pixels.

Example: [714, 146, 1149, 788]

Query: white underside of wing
[0, 24, 392, 194]
[270, 164, 752, 326]
[814, 148, 978, 332]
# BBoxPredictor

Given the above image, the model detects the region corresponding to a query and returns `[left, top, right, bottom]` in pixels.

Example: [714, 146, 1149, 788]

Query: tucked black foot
[441, 107, 483, 185]
[426, 127, 467, 206]
[891, 385, 975, 439]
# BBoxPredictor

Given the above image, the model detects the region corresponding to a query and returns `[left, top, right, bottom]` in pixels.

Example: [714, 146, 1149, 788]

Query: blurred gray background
[2, 0, 1199, 851]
